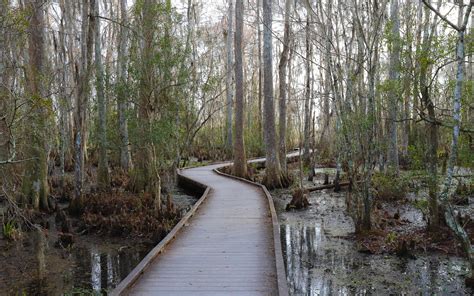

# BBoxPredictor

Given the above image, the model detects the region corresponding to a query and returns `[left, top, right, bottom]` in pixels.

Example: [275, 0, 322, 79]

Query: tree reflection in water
[279, 191, 471, 295]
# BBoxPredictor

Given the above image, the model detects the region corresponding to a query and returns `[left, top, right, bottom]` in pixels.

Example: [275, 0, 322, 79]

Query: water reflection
[71, 243, 148, 293]
[281, 222, 471, 295]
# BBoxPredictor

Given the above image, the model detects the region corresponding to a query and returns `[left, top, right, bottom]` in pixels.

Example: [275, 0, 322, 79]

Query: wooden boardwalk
[111, 156, 295, 295]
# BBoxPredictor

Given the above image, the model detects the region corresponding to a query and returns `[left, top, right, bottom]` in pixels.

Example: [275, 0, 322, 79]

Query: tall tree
[303, 6, 312, 166]
[133, 0, 161, 210]
[23, 0, 50, 210]
[117, 0, 132, 172]
[233, 0, 247, 178]
[95, 0, 109, 190]
[73, 0, 94, 203]
[262, 0, 287, 188]
[225, 0, 234, 156]
[319, 0, 332, 157]
[257, 0, 263, 137]
[278, 0, 292, 171]
[387, 0, 400, 173]
[0, 1, 10, 163]
[419, 0, 441, 230]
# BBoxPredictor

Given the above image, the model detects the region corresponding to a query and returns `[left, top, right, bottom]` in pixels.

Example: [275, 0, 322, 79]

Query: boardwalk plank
[112, 153, 300, 295]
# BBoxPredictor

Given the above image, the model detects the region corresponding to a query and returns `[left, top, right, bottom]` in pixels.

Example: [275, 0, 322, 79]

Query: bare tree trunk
[320, 0, 332, 156]
[74, 0, 94, 203]
[95, 0, 109, 190]
[303, 10, 311, 166]
[0, 1, 10, 162]
[401, 0, 413, 159]
[278, 0, 291, 172]
[262, 0, 286, 189]
[257, 0, 263, 139]
[233, 0, 247, 178]
[387, 0, 400, 174]
[117, 0, 132, 172]
[419, 2, 440, 230]
[23, 0, 50, 210]
[56, 3, 70, 196]
[225, 0, 234, 157]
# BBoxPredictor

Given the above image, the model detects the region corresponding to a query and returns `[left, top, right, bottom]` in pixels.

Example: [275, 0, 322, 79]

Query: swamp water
[0, 188, 197, 295]
[273, 177, 472, 295]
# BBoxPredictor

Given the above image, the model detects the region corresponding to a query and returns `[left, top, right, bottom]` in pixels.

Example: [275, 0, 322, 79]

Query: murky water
[280, 221, 470, 295]
[273, 178, 472, 295]
[1, 188, 198, 295]
[68, 243, 149, 294]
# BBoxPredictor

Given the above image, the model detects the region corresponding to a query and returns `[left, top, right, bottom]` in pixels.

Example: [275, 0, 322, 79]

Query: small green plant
[2, 220, 20, 241]
[412, 199, 429, 215]
[386, 231, 397, 244]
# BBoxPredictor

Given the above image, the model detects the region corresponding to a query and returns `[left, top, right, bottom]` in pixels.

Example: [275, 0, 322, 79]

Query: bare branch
[421, 0, 460, 31]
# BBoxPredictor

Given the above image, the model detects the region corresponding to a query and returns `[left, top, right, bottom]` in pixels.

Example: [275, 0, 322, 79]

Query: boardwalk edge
[110, 171, 211, 296]
[213, 167, 290, 296]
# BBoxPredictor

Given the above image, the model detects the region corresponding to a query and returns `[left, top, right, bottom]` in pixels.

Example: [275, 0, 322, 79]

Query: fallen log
[306, 181, 351, 192]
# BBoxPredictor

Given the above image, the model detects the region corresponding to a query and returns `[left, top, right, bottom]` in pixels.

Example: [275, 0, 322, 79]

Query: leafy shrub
[372, 172, 409, 200]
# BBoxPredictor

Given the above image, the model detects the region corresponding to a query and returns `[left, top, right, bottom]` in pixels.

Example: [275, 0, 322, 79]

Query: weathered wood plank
[111, 153, 299, 296]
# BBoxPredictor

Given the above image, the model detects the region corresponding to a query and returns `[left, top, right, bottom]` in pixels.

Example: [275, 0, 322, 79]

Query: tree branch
[422, 0, 459, 31]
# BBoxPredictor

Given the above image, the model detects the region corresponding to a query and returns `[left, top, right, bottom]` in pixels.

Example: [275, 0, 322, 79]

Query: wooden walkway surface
[111, 155, 297, 295]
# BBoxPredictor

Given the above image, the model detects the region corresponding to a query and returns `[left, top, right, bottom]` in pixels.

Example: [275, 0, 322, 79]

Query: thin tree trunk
[420, 2, 440, 229]
[387, 0, 400, 174]
[56, 5, 69, 196]
[233, 0, 247, 178]
[303, 10, 311, 166]
[117, 0, 132, 172]
[257, 0, 263, 139]
[320, 0, 332, 155]
[401, 0, 413, 159]
[278, 0, 291, 172]
[95, 0, 109, 190]
[225, 0, 234, 156]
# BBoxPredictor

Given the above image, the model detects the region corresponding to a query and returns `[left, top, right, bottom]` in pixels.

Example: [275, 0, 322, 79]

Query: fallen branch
[1, 186, 38, 230]
[306, 181, 351, 192]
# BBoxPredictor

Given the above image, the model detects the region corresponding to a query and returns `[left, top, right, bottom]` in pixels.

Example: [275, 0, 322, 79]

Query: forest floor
[266, 163, 474, 295]
[0, 169, 199, 295]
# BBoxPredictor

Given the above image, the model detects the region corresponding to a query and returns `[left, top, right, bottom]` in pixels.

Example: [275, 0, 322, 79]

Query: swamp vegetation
[0, 0, 473, 295]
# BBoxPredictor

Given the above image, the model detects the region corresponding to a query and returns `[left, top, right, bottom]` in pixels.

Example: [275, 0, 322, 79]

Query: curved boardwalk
[117, 159, 290, 295]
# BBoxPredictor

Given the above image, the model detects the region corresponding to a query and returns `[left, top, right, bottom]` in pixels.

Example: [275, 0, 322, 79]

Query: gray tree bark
[74, 0, 94, 203]
[117, 0, 132, 172]
[387, 0, 400, 174]
[233, 0, 247, 178]
[23, 0, 50, 210]
[95, 0, 109, 190]
[303, 10, 312, 166]
[278, 0, 291, 172]
[262, 0, 285, 189]
[225, 0, 234, 156]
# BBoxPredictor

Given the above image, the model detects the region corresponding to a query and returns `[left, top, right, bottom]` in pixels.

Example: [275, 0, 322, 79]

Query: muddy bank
[272, 173, 473, 295]
[0, 187, 198, 295]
